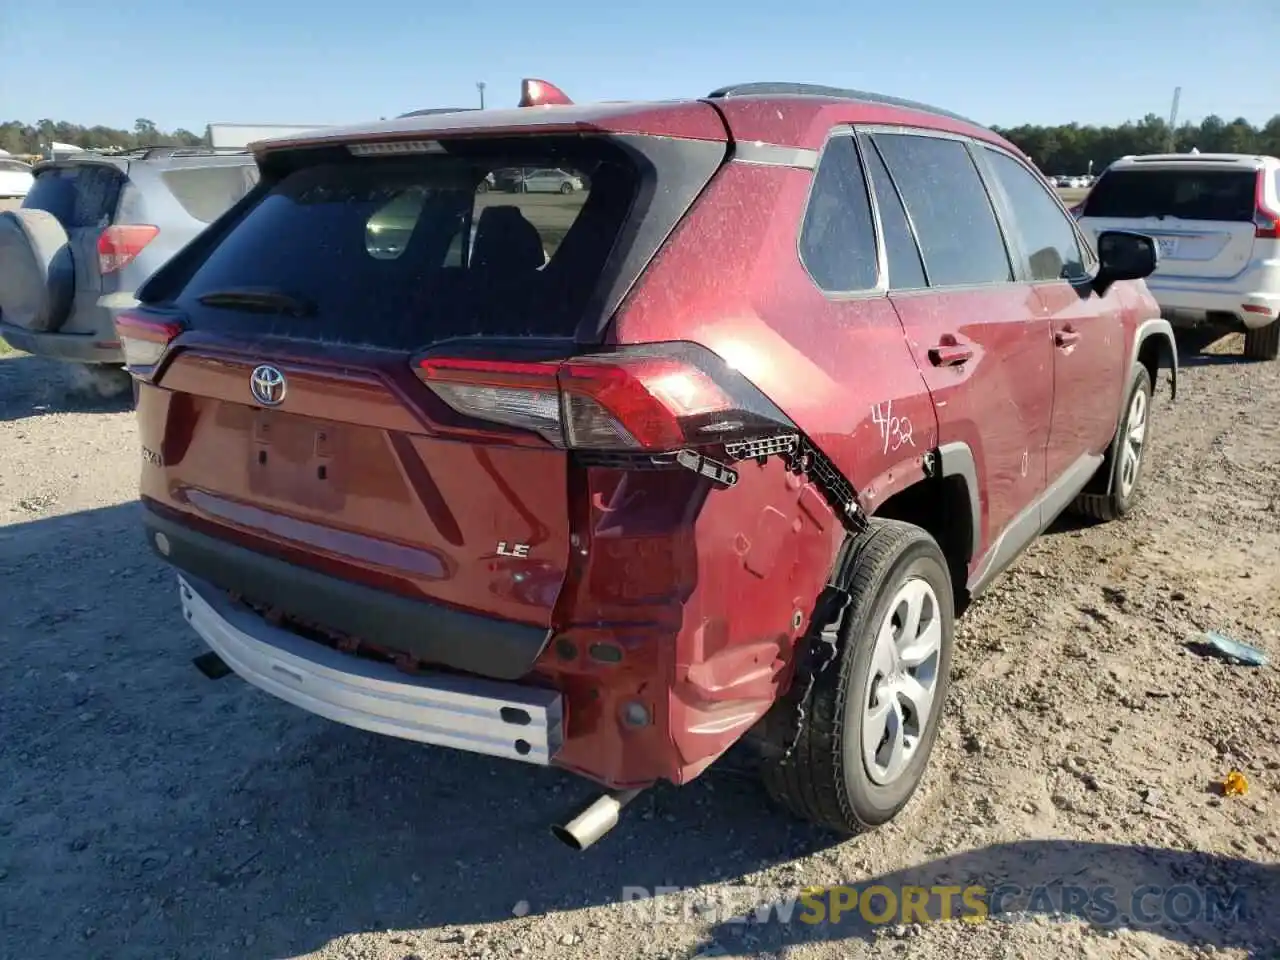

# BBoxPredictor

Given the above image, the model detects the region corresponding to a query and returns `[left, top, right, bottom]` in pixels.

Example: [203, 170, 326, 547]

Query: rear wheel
[1243, 320, 1280, 361]
[762, 519, 955, 835]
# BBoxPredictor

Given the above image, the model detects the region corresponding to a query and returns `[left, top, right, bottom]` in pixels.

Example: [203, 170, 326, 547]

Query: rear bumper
[178, 574, 564, 764]
[0, 319, 124, 363]
[142, 504, 552, 681]
[1148, 280, 1280, 330]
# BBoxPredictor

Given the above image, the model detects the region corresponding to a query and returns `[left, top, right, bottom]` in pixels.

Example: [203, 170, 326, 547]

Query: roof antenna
[519, 78, 573, 108]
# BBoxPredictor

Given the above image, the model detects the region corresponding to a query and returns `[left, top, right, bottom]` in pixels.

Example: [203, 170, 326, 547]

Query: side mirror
[1093, 230, 1157, 296]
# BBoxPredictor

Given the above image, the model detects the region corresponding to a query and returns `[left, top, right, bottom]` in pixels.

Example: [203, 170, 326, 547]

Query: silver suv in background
[1075, 153, 1280, 361]
[0, 146, 259, 367]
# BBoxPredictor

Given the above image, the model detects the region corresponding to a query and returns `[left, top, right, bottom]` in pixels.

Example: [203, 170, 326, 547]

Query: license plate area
[1155, 236, 1180, 258]
[250, 410, 343, 512]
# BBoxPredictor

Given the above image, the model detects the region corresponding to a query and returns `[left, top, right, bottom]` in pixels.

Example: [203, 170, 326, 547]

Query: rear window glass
[174, 145, 629, 348]
[0, 159, 31, 174]
[798, 135, 878, 292]
[161, 165, 260, 223]
[1082, 168, 1258, 221]
[23, 164, 122, 227]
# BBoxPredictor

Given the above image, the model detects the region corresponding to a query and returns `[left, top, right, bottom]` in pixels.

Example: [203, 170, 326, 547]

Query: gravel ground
[0, 336, 1277, 960]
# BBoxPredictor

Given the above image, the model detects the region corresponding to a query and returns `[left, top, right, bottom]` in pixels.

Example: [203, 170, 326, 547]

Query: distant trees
[2, 112, 1279, 171]
[0, 119, 203, 156]
[993, 113, 1280, 174]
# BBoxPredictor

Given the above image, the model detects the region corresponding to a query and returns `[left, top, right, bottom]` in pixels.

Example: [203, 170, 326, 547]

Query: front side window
[983, 148, 1087, 281]
[872, 134, 1012, 287]
[798, 134, 879, 292]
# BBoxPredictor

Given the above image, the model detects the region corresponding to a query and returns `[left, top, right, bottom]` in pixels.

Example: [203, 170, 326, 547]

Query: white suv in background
[1076, 153, 1280, 360]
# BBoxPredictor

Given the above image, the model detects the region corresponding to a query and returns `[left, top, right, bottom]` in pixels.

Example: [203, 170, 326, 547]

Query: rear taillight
[98, 225, 159, 274]
[1254, 172, 1279, 239]
[414, 343, 796, 455]
[114, 310, 184, 375]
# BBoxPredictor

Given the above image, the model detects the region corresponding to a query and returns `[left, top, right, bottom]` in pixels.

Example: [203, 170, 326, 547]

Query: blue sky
[2, 0, 1277, 132]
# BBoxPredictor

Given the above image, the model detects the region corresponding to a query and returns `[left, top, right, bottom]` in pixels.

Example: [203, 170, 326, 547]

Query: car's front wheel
[762, 519, 955, 835]
[1072, 364, 1152, 522]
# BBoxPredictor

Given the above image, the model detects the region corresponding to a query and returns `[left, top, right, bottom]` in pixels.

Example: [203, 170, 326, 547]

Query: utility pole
[1166, 86, 1181, 152]
[477, 82, 486, 109]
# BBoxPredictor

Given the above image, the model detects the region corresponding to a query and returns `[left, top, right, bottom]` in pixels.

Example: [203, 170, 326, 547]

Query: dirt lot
[1, 336, 1277, 960]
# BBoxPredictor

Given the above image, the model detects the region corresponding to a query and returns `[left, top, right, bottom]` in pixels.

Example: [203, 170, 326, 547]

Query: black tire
[559, 181, 573, 194]
[761, 519, 955, 835]
[1243, 320, 1280, 361]
[1072, 364, 1153, 522]
[477, 180, 490, 194]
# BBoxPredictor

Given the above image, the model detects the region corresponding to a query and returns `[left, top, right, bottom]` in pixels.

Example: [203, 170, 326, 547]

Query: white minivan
[1075, 153, 1280, 360]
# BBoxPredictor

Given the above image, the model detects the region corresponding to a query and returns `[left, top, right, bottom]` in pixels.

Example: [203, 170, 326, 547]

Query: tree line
[994, 113, 1280, 174]
[0, 118, 202, 156]
[4, 112, 1280, 173]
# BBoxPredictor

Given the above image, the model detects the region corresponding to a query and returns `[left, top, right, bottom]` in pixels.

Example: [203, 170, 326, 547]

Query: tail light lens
[414, 343, 795, 453]
[1254, 171, 1279, 239]
[98, 225, 159, 274]
[114, 310, 184, 376]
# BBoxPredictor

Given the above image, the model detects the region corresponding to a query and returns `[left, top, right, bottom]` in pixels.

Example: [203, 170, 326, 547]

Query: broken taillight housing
[414, 343, 796, 454]
[114, 310, 184, 376]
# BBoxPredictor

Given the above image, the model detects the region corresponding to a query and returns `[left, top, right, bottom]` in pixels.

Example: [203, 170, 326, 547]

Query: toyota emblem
[249, 364, 287, 406]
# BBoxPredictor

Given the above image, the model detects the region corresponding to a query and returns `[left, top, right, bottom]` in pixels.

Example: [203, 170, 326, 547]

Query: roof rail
[705, 82, 983, 127]
[397, 107, 478, 118]
[128, 145, 252, 160]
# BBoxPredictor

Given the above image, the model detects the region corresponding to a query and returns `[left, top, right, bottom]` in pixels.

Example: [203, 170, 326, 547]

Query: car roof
[1109, 153, 1279, 172]
[252, 82, 1021, 160]
[31, 148, 256, 177]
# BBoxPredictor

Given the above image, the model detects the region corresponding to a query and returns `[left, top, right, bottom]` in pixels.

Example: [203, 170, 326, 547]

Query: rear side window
[860, 137, 927, 290]
[161, 165, 260, 224]
[23, 164, 122, 227]
[799, 135, 879, 292]
[872, 134, 1012, 287]
[1082, 168, 1257, 221]
[983, 148, 1087, 281]
[173, 142, 635, 348]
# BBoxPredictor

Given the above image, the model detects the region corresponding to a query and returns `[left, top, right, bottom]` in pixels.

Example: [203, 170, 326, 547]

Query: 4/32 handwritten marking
[871, 401, 915, 455]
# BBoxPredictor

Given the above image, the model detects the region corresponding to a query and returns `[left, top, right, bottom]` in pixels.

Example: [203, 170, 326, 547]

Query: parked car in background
[1075, 152, 1280, 360]
[120, 79, 1174, 851]
[0, 157, 34, 199]
[517, 167, 585, 193]
[0, 146, 260, 367]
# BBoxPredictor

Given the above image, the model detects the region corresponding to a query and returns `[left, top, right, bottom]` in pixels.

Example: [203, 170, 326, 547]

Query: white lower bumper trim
[178, 576, 563, 764]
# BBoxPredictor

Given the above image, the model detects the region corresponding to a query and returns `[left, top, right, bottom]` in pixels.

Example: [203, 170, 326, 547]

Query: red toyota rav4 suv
[122, 80, 1176, 849]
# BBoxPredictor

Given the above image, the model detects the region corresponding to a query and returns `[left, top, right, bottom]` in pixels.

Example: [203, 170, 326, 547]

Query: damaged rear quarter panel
[587, 160, 939, 784]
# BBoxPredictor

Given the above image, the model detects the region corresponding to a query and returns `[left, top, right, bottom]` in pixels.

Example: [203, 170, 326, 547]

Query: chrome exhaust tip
[550, 788, 643, 851]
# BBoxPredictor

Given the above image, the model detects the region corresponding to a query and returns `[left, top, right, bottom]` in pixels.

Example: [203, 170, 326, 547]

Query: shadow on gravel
[0, 353, 132, 422]
[701, 841, 1280, 958]
[1181, 352, 1258, 368]
[0, 502, 844, 960]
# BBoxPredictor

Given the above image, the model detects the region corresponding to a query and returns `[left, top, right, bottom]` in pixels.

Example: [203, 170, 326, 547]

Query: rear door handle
[928, 343, 973, 367]
[1055, 329, 1081, 348]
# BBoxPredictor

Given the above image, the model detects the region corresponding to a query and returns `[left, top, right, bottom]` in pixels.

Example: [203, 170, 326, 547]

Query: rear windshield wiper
[196, 287, 315, 317]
